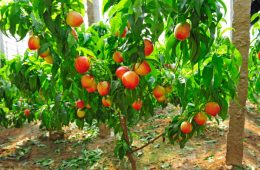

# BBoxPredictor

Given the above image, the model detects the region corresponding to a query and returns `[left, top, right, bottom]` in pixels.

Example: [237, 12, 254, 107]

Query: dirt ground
[0, 104, 259, 170]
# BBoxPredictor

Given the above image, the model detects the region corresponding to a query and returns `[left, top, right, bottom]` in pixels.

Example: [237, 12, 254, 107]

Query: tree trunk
[98, 123, 110, 138]
[118, 114, 137, 170]
[87, 0, 94, 26]
[48, 130, 64, 141]
[93, 0, 101, 22]
[0, 32, 5, 54]
[226, 0, 251, 167]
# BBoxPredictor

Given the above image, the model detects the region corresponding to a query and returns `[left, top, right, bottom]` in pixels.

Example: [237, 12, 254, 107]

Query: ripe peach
[153, 85, 165, 98]
[156, 95, 166, 103]
[24, 109, 30, 117]
[66, 11, 83, 27]
[86, 81, 97, 93]
[113, 51, 124, 63]
[205, 102, 221, 116]
[76, 100, 85, 109]
[180, 121, 193, 134]
[44, 55, 53, 64]
[75, 57, 90, 74]
[39, 48, 50, 58]
[121, 27, 128, 38]
[116, 27, 128, 38]
[144, 39, 154, 56]
[28, 36, 40, 50]
[122, 71, 140, 89]
[174, 22, 191, 41]
[116, 66, 130, 80]
[97, 81, 110, 96]
[81, 75, 95, 88]
[134, 61, 151, 76]
[132, 99, 142, 111]
[102, 97, 112, 107]
[194, 112, 207, 126]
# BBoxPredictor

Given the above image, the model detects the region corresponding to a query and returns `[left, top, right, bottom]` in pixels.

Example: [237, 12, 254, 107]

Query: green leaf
[108, 0, 131, 18]
[114, 140, 128, 159]
[202, 64, 213, 88]
[212, 55, 223, 89]
[217, 0, 227, 15]
[194, 0, 204, 16]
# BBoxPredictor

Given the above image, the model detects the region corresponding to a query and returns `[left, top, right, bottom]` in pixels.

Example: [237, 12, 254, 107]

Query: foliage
[248, 12, 260, 111]
[0, 54, 24, 127]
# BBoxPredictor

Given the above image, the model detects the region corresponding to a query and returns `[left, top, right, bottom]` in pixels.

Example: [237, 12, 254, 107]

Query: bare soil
[0, 104, 259, 170]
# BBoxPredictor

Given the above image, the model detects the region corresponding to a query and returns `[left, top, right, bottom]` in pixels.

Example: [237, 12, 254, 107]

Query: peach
[39, 48, 50, 58]
[81, 75, 94, 88]
[44, 55, 53, 64]
[77, 109, 86, 118]
[134, 60, 151, 76]
[24, 109, 30, 117]
[116, 27, 128, 38]
[66, 11, 83, 27]
[180, 121, 193, 134]
[132, 99, 142, 111]
[76, 100, 85, 109]
[194, 112, 207, 126]
[97, 81, 110, 96]
[153, 85, 165, 98]
[75, 56, 90, 74]
[205, 102, 221, 116]
[156, 95, 166, 103]
[102, 97, 112, 107]
[122, 71, 140, 89]
[174, 22, 191, 41]
[113, 51, 124, 63]
[144, 39, 153, 56]
[86, 81, 96, 93]
[116, 66, 130, 80]
[28, 36, 40, 50]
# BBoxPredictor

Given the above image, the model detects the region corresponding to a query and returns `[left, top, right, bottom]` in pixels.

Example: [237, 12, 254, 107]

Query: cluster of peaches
[180, 102, 221, 134]
[27, 11, 82, 64]
[75, 38, 154, 116]
[75, 20, 154, 116]
[27, 11, 85, 118]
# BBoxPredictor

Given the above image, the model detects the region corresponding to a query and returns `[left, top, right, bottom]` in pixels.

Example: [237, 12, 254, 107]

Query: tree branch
[132, 133, 163, 153]
[117, 112, 131, 145]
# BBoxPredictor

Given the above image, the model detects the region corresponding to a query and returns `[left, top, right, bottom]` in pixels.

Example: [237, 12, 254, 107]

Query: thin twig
[132, 133, 163, 153]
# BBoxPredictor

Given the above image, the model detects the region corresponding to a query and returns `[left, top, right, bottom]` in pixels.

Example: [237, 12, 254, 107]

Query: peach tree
[0, 0, 241, 169]
[0, 54, 38, 127]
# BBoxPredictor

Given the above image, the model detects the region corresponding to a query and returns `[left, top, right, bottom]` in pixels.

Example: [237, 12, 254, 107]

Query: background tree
[226, 0, 251, 167]
[0, 32, 4, 54]
[87, 0, 94, 25]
